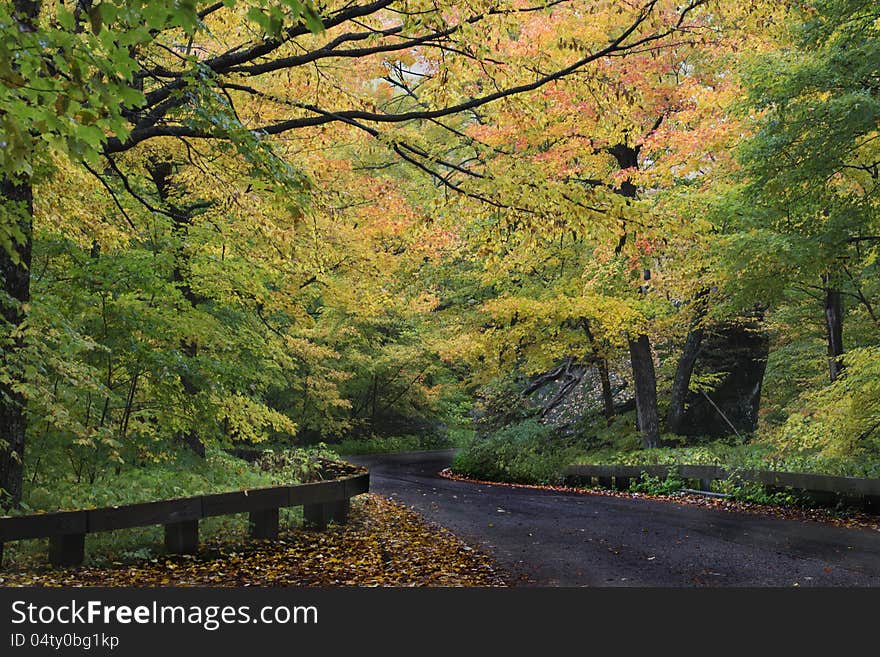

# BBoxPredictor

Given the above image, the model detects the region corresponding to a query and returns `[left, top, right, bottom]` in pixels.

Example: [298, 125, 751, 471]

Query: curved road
[349, 450, 880, 587]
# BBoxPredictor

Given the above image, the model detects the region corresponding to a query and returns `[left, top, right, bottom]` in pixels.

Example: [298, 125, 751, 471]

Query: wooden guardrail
[0, 468, 369, 568]
[563, 464, 880, 511]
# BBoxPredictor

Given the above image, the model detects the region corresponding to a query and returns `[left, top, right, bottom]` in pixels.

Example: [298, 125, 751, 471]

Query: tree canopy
[2, 0, 880, 511]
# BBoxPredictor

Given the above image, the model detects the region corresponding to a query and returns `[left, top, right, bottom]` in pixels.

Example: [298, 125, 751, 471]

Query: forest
[1, 0, 879, 548]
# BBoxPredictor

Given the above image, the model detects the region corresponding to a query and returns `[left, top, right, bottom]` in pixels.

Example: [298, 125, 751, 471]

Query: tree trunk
[596, 357, 614, 422]
[666, 326, 703, 434]
[607, 141, 661, 447]
[667, 290, 710, 434]
[0, 177, 33, 507]
[668, 321, 769, 436]
[628, 333, 661, 449]
[580, 319, 614, 422]
[822, 280, 844, 382]
[0, 0, 41, 511]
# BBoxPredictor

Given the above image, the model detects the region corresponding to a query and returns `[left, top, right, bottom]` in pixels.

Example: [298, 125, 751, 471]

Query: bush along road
[350, 450, 880, 587]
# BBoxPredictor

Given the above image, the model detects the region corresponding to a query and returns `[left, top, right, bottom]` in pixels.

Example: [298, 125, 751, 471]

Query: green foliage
[0, 2, 196, 176]
[452, 419, 575, 484]
[774, 346, 880, 465]
[2, 445, 332, 565]
[14, 223, 307, 469]
[630, 470, 687, 496]
[327, 298, 453, 439]
[715, 478, 800, 507]
[2, 142, 461, 500]
[576, 411, 642, 452]
[572, 439, 880, 478]
[0, 1, 323, 181]
[698, 0, 880, 478]
[718, 0, 880, 419]
[3, 0, 880, 530]
[472, 376, 535, 437]
[335, 433, 457, 455]
[17, 446, 327, 513]
[250, 446, 335, 482]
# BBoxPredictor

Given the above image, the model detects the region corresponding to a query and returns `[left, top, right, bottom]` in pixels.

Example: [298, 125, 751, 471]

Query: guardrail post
[329, 499, 350, 524]
[304, 499, 350, 530]
[48, 533, 85, 567]
[597, 476, 613, 489]
[805, 490, 839, 506]
[699, 478, 713, 492]
[614, 476, 631, 491]
[303, 503, 328, 529]
[249, 508, 280, 539]
[566, 474, 592, 487]
[165, 520, 198, 554]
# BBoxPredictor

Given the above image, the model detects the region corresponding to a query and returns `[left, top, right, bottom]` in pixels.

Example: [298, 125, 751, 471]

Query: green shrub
[570, 439, 880, 478]
[452, 419, 574, 484]
[4, 445, 331, 568]
[335, 432, 456, 455]
[571, 411, 641, 452]
[715, 477, 801, 507]
[630, 469, 687, 496]
[253, 446, 335, 482]
[18, 446, 333, 513]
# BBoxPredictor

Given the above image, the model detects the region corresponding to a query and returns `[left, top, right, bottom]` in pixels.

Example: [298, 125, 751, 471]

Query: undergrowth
[452, 419, 574, 485]
[2, 445, 338, 569]
[572, 440, 880, 479]
[334, 430, 468, 455]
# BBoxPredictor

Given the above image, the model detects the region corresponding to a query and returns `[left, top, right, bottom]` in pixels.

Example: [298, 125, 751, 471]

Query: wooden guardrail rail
[563, 464, 880, 511]
[0, 468, 369, 568]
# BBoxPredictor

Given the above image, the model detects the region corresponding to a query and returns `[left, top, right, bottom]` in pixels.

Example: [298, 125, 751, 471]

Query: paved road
[349, 450, 880, 587]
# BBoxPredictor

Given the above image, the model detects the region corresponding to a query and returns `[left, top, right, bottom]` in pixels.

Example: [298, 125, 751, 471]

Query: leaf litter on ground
[0, 495, 506, 587]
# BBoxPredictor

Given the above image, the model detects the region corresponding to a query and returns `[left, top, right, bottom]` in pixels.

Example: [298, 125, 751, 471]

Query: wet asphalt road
[348, 450, 880, 587]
